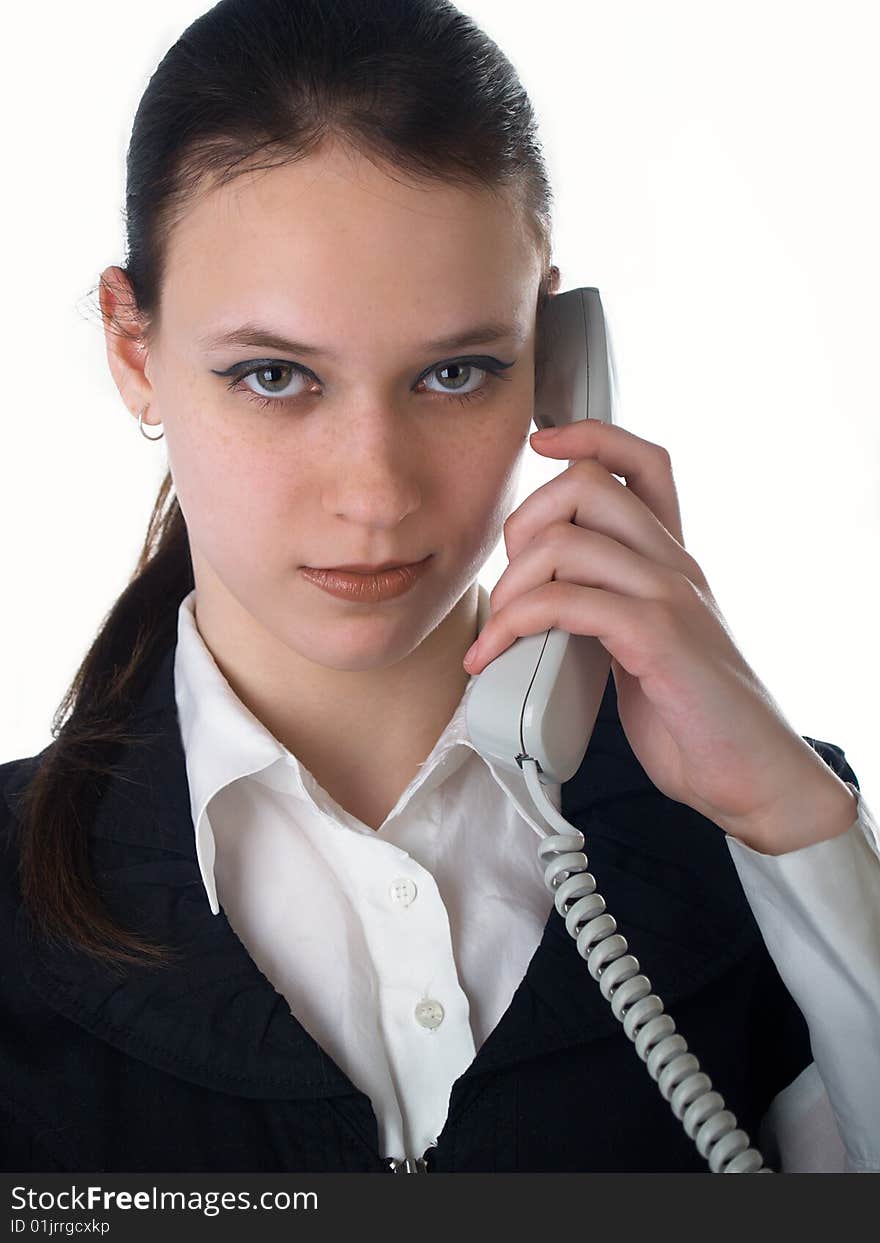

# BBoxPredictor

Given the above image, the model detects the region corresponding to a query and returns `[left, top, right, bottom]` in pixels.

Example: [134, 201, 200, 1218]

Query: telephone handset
[465, 287, 615, 786]
[463, 288, 774, 1174]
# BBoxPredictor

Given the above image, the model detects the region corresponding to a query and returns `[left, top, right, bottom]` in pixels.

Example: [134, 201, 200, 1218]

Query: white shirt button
[414, 999, 445, 1030]
[389, 876, 417, 907]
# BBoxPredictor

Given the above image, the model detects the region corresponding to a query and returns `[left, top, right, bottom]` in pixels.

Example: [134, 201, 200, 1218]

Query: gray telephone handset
[464, 289, 774, 1174]
[465, 288, 615, 786]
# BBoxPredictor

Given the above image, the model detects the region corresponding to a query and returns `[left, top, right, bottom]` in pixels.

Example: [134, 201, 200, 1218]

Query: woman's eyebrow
[196, 319, 526, 359]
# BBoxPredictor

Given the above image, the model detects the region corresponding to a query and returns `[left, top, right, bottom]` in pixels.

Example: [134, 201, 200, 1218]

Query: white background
[2, 0, 877, 817]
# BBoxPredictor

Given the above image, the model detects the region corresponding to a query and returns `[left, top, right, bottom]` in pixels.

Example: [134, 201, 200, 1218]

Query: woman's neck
[191, 574, 481, 830]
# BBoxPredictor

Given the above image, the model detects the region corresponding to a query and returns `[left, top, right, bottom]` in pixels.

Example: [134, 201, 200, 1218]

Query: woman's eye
[417, 356, 516, 403]
[421, 361, 490, 402]
[237, 363, 311, 403]
[216, 354, 515, 411]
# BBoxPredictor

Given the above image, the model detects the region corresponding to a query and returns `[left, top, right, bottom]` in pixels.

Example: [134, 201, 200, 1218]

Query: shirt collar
[174, 583, 552, 916]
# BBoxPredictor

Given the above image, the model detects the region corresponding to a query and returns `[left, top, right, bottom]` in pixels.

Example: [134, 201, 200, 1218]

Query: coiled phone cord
[520, 757, 774, 1174]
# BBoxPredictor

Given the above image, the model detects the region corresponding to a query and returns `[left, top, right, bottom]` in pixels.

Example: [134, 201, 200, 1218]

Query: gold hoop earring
[138, 405, 164, 441]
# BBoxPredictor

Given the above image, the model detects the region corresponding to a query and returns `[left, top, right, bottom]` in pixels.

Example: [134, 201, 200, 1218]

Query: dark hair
[15, 0, 560, 969]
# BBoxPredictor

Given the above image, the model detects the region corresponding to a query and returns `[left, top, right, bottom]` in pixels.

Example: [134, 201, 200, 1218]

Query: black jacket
[0, 642, 858, 1172]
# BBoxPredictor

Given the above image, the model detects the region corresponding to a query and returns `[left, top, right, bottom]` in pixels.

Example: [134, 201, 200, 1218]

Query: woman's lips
[299, 555, 432, 602]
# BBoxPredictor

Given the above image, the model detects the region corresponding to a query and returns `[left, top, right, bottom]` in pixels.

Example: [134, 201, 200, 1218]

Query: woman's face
[115, 142, 545, 672]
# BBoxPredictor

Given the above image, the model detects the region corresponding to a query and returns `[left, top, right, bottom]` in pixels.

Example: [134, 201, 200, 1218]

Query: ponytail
[15, 474, 193, 967]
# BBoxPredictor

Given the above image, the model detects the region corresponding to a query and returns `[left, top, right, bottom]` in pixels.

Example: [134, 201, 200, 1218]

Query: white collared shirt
[173, 585, 880, 1172]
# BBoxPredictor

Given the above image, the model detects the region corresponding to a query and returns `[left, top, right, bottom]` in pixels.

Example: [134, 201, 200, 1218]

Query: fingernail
[463, 640, 480, 666]
[532, 426, 561, 437]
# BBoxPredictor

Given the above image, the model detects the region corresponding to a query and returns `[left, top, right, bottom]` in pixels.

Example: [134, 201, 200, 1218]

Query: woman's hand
[463, 420, 856, 854]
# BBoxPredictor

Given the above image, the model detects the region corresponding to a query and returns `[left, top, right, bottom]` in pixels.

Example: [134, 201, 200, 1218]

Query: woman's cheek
[173, 440, 274, 563]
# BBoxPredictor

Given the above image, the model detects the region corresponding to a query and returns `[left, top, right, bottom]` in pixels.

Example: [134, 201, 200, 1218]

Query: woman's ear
[98, 265, 154, 421]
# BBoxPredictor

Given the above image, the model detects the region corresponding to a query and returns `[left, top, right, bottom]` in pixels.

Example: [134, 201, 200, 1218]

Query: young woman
[1, 0, 878, 1175]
